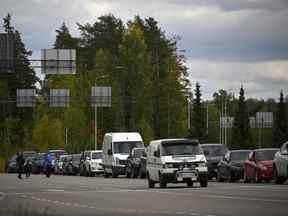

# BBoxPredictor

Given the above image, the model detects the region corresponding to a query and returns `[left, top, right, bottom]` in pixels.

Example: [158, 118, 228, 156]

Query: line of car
[202, 141, 288, 184]
[5, 133, 288, 188]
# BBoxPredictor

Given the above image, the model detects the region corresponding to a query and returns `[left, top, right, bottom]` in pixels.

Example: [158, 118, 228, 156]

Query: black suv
[126, 147, 147, 178]
[201, 144, 228, 179]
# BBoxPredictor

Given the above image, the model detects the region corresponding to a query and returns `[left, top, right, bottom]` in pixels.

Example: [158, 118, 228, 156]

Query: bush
[0, 156, 6, 173]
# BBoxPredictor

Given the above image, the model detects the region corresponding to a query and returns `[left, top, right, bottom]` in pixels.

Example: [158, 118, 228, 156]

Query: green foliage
[32, 115, 64, 151]
[188, 82, 206, 142]
[273, 90, 288, 147]
[232, 87, 253, 149]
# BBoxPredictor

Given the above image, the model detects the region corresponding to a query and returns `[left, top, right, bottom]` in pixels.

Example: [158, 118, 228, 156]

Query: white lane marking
[205, 194, 288, 203]
[0, 192, 5, 200]
[153, 190, 288, 204]
[47, 189, 65, 192]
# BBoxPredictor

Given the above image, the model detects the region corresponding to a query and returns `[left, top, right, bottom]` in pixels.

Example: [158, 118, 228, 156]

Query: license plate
[178, 172, 196, 179]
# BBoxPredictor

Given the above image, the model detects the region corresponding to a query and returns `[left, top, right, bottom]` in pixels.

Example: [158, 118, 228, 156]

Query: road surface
[0, 174, 287, 216]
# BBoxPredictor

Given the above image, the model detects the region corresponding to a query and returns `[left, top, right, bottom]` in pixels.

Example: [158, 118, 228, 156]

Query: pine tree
[188, 82, 206, 142]
[232, 86, 252, 149]
[273, 90, 288, 147]
[0, 14, 38, 150]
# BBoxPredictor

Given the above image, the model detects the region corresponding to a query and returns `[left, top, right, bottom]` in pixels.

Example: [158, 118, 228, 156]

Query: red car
[244, 148, 278, 183]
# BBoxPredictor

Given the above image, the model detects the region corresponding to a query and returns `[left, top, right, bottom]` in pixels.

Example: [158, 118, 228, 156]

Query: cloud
[187, 59, 288, 99]
[0, 0, 287, 99]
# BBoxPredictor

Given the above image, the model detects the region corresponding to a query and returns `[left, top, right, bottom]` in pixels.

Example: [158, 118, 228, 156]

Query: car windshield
[255, 150, 277, 161]
[230, 151, 250, 161]
[113, 141, 143, 154]
[202, 145, 227, 157]
[161, 143, 202, 156]
[92, 152, 103, 159]
[134, 149, 146, 158]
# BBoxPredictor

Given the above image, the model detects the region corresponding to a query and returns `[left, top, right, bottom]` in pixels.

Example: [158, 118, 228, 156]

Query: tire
[147, 173, 155, 188]
[274, 167, 285, 184]
[255, 170, 262, 183]
[159, 175, 167, 188]
[200, 175, 208, 187]
[104, 168, 110, 178]
[132, 168, 138, 178]
[186, 179, 193, 188]
[217, 171, 224, 182]
[243, 170, 250, 183]
[228, 170, 234, 182]
[112, 168, 118, 178]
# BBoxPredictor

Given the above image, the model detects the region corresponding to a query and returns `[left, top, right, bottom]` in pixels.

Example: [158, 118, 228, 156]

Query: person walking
[16, 152, 25, 179]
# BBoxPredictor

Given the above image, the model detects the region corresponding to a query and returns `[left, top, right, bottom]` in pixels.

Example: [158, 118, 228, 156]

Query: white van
[102, 132, 144, 178]
[146, 138, 208, 188]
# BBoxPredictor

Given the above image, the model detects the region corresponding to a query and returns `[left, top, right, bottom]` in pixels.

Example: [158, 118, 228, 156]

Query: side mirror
[107, 149, 112, 155]
[86, 156, 90, 161]
[203, 150, 209, 156]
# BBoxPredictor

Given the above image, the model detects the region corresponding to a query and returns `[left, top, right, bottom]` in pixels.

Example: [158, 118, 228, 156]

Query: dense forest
[0, 14, 287, 171]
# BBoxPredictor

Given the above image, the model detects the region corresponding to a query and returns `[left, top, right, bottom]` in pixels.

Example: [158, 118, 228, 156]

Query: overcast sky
[1, 0, 288, 100]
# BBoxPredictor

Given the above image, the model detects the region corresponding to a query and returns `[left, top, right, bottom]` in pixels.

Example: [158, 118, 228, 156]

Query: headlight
[114, 157, 120, 165]
[163, 163, 174, 168]
[198, 163, 207, 168]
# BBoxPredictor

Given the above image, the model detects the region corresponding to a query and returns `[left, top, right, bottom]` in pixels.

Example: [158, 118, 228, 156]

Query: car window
[92, 152, 103, 159]
[255, 150, 278, 161]
[161, 143, 201, 156]
[230, 151, 250, 161]
[133, 149, 146, 158]
[113, 141, 143, 154]
[202, 145, 227, 157]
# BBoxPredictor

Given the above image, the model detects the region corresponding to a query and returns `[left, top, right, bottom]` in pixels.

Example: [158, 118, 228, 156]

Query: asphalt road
[0, 174, 287, 216]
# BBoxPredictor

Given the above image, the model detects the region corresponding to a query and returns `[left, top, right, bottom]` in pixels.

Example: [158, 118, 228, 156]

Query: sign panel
[49, 89, 70, 107]
[220, 117, 234, 128]
[41, 49, 76, 74]
[16, 89, 36, 107]
[256, 112, 273, 128]
[91, 86, 111, 107]
[0, 33, 15, 73]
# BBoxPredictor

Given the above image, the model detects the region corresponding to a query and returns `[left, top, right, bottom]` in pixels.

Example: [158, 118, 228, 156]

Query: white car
[80, 150, 103, 176]
[274, 141, 288, 184]
[146, 138, 208, 188]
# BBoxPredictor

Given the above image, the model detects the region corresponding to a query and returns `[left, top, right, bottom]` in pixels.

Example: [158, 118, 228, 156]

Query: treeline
[0, 14, 189, 158]
[0, 14, 288, 169]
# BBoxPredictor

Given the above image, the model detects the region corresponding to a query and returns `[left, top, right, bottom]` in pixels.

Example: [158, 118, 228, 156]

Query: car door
[219, 152, 229, 178]
[245, 152, 255, 180]
[278, 143, 288, 176]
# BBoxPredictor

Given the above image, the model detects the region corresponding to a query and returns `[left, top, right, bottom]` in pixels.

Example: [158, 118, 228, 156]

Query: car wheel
[243, 170, 250, 183]
[159, 175, 167, 188]
[228, 170, 234, 182]
[147, 173, 155, 188]
[186, 179, 193, 188]
[132, 168, 138, 178]
[274, 167, 285, 184]
[200, 175, 208, 187]
[112, 168, 118, 178]
[104, 168, 110, 178]
[217, 171, 224, 182]
[255, 170, 261, 183]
